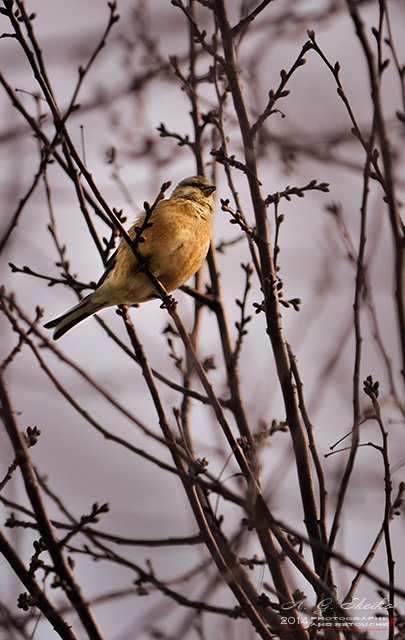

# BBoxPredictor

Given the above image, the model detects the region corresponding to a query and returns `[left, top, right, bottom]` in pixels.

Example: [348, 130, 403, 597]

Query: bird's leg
[136, 253, 152, 273]
[160, 294, 177, 311]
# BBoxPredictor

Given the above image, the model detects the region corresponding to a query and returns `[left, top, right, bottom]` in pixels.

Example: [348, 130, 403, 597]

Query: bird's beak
[203, 185, 216, 196]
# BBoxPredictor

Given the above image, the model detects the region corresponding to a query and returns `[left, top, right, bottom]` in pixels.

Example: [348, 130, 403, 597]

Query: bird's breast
[142, 204, 212, 291]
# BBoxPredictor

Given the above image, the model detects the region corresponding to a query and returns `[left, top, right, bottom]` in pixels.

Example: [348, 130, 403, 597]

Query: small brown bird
[44, 175, 216, 340]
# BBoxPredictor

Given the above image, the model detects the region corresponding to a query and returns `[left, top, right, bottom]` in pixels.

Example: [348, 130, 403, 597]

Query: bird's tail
[43, 294, 105, 340]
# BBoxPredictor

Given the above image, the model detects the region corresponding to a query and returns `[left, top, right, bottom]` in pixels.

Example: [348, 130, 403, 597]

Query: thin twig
[0, 529, 80, 640]
[0, 373, 106, 640]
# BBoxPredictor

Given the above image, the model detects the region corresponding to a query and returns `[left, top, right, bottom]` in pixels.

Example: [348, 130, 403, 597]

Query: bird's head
[172, 175, 216, 212]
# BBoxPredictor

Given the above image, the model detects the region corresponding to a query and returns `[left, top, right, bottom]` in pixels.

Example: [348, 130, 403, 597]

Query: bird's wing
[96, 222, 144, 289]
[96, 250, 118, 288]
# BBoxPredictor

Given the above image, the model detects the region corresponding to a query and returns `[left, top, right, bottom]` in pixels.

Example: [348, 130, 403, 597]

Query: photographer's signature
[281, 597, 393, 614]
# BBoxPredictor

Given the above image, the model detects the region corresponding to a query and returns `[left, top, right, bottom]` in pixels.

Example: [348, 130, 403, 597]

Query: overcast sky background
[1, 1, 405, 638]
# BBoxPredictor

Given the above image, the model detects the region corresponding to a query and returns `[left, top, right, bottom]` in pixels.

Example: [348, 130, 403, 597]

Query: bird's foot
[160, 294, 177, 311]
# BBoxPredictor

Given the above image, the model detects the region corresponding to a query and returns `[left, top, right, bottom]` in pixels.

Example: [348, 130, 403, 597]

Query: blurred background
[1, 1, 404, 638]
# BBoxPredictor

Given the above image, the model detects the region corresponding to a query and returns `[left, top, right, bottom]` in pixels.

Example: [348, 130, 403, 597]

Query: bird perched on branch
[44, 175, 216, 340]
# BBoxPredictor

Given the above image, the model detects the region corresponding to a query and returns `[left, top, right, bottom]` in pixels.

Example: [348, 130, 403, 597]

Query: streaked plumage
[44, 176, 215, 340]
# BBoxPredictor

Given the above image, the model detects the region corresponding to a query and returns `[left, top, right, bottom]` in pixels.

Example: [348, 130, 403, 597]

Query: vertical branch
[178, 0, 207, 456]
[287, 347, 329, 548]
[213, 0, 324, 576]
[327, 123, 374, 557]
[170, 37, 278, 624]
[0, 373, 106, 640]
[211, 49, 263, 282]
[117, 314, 290, 640]
[345, 0, 405, 389]
[328, 0, 384, 557]
[363, 376, 395, 640]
